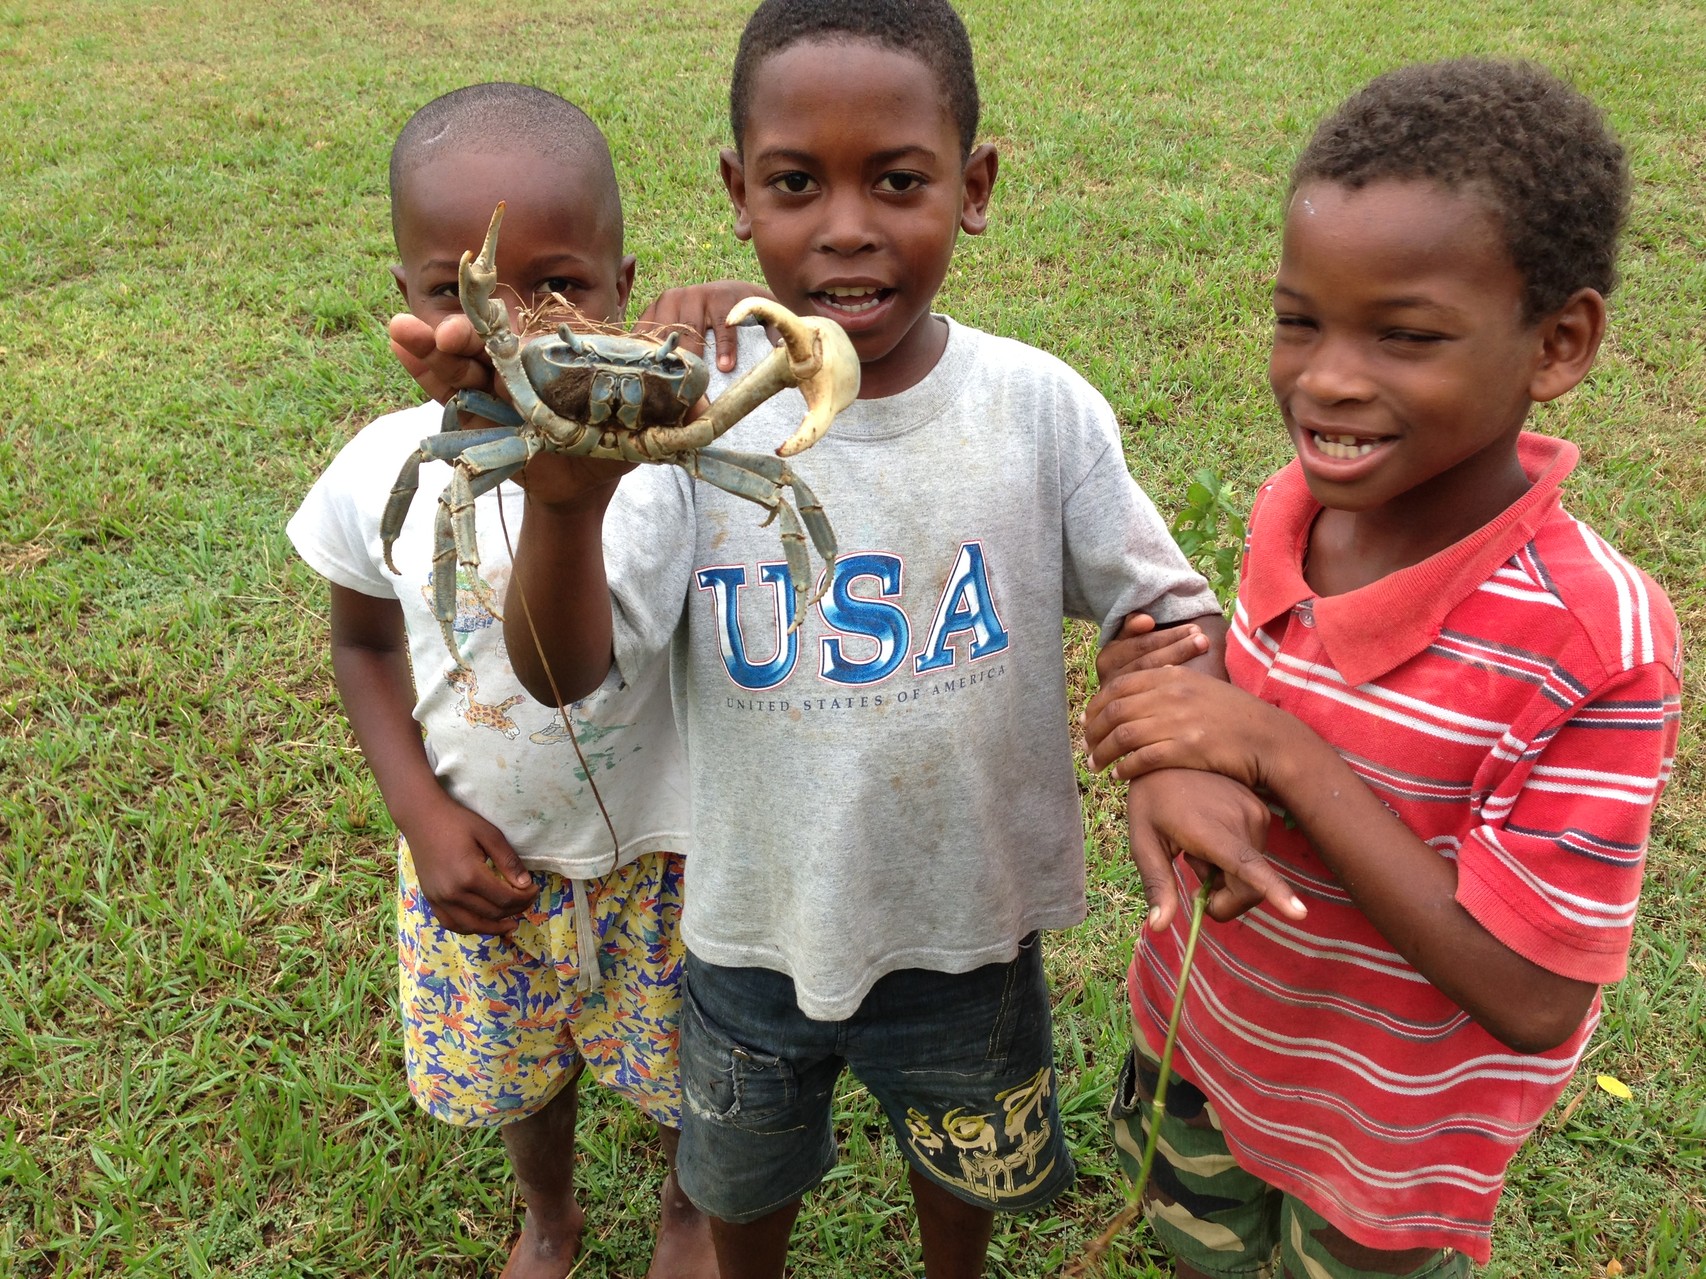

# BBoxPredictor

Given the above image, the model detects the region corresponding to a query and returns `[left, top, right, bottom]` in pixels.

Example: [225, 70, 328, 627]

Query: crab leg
[430, 433, 535, 662]
[680, 447, 839, 630]
[381, 419, 519, 574]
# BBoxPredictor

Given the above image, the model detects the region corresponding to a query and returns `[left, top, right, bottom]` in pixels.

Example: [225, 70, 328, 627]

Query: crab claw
[458, 202, 512, 352]
[726, 298, 860, 457]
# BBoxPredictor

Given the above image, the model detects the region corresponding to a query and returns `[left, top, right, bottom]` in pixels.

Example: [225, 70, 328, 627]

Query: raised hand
[389, 310, 493, 407]
[637, 280, 775, 372]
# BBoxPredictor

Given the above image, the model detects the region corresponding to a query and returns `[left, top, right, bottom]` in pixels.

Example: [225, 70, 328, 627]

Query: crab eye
[654, 333, 681, 362]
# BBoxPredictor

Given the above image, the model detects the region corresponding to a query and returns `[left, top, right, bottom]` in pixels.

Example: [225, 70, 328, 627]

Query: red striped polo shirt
[1129, 433, 1682, 1262]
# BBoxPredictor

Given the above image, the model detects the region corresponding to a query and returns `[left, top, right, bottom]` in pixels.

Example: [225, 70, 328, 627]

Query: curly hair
[729, 0, 979, 158]
[1290, 59, 1629, 321]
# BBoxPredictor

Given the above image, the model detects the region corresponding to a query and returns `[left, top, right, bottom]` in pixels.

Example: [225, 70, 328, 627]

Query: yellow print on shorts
[903, 1065, 1058, 1203]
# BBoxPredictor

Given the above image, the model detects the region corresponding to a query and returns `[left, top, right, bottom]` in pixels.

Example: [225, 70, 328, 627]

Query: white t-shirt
[288, 399, 690, 878]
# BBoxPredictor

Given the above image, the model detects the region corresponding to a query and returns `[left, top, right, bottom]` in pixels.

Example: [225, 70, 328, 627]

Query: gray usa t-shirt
[603, 319, 1218, 1020]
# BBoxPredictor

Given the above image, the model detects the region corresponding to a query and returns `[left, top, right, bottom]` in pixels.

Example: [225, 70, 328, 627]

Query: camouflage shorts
[1108, 1046, 1471, 1279]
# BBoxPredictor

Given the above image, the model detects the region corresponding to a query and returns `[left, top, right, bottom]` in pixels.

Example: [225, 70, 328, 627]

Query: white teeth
[1313, 432, 1380, 460]
[818, 287, 883, 314]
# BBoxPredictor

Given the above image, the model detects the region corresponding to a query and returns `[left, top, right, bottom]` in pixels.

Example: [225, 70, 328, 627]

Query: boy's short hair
[729, 0, 979, 158]
[1290, 59, 1629, 322]
[388, 82, 621, 243]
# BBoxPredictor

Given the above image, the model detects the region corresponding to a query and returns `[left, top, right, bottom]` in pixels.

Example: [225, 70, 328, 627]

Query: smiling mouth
[1311, 431, 1385, 460]
[812, 286, 893, 316]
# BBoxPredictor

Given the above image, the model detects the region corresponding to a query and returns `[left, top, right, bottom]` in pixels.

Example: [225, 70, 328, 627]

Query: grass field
[2, 1, 1701, 1275]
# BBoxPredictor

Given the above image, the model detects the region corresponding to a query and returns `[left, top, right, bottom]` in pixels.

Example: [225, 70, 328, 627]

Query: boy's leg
[1276, 1200, 1470, 1279]
[1107, 1043, 1280, 1276]
[545, 852, 717, 1279]
[650, 1123, 717, 1279]
[910, 1167, 995, 1279]
[708, 1200, 805, 1279]
[853, 935, 1077, 1277]
[674, 954, 845, 1279]
[398, 842, 590, 1278]
[499, 1067, 585, 1279]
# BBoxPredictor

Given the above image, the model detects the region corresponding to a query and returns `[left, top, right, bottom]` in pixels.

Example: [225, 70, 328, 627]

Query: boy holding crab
[1084, 60, 1682, 1277]
[390, 2, 1228, 1279]
[289, 82, 732, 1279]
[456, 2, 1229, 1275]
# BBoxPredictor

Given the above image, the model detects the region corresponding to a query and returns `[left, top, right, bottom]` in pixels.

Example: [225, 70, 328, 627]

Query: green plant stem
[1068, 876, 1215, 1275]
[1131, 875, 1213, 1204]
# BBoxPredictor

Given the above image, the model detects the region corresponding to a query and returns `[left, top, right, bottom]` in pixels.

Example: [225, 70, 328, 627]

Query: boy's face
[392, 147, 634, 331]
[1268, 178, 1583, 529]
[720, 39, 996, 400]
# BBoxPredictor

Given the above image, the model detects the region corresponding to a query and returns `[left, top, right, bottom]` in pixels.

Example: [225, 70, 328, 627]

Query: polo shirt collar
[1240, 432, 1580, 687]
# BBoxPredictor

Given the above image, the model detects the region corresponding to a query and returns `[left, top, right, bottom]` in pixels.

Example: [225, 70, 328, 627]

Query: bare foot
[500, 1200, 587, 1279]
[646, 1171, 718, 1279]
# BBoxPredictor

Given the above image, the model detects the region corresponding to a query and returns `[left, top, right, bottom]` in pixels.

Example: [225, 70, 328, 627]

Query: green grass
[2, 1, 1702, 1275]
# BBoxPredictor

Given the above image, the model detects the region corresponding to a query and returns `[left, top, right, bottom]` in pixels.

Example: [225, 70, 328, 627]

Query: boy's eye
[769, 171, 817, 195]
[877, 172, 926, 194]
[429, 281, 460, 299]
[1385, 329, 1444, 344]
[535, 278, 581, 297]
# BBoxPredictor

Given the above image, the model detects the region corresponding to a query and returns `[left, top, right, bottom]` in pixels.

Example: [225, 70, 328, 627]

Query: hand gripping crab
[380, 202, 858, 663]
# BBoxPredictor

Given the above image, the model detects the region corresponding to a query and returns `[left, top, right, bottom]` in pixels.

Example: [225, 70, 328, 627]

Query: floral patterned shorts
[398, 841, 686, 1129]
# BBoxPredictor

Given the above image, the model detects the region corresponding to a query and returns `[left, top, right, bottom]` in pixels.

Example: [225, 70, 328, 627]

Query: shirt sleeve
[1455, 661, 1682, 984]
[286, 417, 417, 600]
[1058, 391, 1220, 637]
[604, 463, 696, 683]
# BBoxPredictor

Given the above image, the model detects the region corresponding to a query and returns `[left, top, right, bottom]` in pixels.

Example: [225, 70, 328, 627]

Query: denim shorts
[676, 938, 1075, 1223]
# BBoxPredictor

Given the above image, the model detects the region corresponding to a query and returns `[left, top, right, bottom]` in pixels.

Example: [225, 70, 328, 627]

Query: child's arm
[500, 459, 632, 706]
[330, 584, 537, 934]
[1083, 667, 1599, 1053]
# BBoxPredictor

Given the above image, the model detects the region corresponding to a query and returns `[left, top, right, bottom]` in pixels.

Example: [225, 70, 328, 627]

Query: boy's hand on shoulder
[1096, 612, 1212, 685]
[637, 281, 775, 373]
[1128, 770, 1306, 929]
[389, 311, 493, 407]
[403, 796, 537, 936]
[1084, 665, 1274, 786]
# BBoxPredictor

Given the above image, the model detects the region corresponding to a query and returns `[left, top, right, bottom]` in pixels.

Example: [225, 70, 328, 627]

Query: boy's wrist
[517, 470, 626, 520]
[384, 772, 461, 842]
[1245, 700, 1323, 796]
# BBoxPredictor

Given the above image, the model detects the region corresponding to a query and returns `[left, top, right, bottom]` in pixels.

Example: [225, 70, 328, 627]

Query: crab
[380, 201, 858, 664]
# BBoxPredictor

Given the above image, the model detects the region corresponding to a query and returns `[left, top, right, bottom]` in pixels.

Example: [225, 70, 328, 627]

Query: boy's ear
[615, 253, 637, 320]
[391, 264, 410, 302]
[1529, 287, 1608, 404]
[719, 148, 754, 243]
[959, 143, 998, 236]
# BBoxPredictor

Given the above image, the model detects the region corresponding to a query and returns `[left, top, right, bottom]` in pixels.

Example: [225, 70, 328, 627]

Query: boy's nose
[814, 192, 879, 255]
[1293, 338, 1375, 404]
